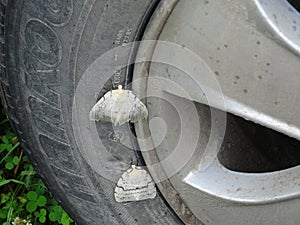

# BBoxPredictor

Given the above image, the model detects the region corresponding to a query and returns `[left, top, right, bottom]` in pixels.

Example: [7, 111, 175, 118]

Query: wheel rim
[133, 0, 300, 224]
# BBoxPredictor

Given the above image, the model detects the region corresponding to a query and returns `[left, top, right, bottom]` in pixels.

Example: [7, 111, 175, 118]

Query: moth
[89, 85, 148, 126]
[114, 165, 157, 203]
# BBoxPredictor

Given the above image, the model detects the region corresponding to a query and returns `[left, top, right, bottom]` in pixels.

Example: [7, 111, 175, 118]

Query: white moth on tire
[114, 165, 157, 203]
[89, 85, 148, 126]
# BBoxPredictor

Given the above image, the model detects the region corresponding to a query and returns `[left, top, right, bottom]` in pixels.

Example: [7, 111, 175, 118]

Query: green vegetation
[0, 106, 74, 225]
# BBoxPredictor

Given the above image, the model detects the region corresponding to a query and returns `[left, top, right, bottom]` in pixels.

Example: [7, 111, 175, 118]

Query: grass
[0, 104, 75, 225]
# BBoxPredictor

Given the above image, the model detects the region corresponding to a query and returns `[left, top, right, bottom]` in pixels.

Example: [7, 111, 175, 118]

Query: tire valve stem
[89, 85, 148, 126]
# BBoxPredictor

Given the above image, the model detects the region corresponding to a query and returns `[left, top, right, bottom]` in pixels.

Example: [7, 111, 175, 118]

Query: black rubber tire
[0, 0, 183, 224]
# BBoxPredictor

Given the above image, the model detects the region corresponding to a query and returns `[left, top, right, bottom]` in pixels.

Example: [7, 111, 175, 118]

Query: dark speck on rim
[235, 75, 240, 79]
[266, 62, 270, 66]
[243, 89, 248, 94]
[258, 75, 262, 79]
[224, 44, 228, 48]
[215, 71, 219, 75]
[256, 41, 260, 45]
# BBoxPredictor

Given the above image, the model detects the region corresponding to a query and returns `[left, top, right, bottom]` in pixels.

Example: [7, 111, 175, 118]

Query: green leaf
[6, 144, 12, 151]
[11, 179, 25, 185]
[40, 208, 47, 216]
[5, 162, 14, 170]
[35, 185, 45, 195]
[6, 132, 16, 140]
[34, 211, 41, 217]
[0, 209, 8, 219]
[37, 195, 47, 207]
[0, 142, 20, 165]
[26, 201, 38, 213]
[27, 191, 38, 201]
[0, 179, 25, 187]
[62, 219, 70, 225]
[2, 222, 10, 225]
[49, 212, 58, 222]
[53, 205, 62, 212]
[17, 195, 27, 204]
[0, 143, 7, 152]
[24, 174, 34, 189]
[2, 136, 9, 144]
[20, 170, 36, 176]
[12, 156, 19, 165]
[48, 198, 58, 206]
[39, 216, 46, 223]
[0, 179, 10, 186]
[61, 211, 73, 225]
[1, 193, 11, 203]
[22, 156, 29, 162]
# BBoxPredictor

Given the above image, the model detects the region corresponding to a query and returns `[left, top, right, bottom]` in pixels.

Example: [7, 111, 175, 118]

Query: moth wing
[129, 98, 148, 123]
[89, 89, 148, 125]
[106, 90, 147, 126]
[89, 95, 114, 122]
[114, 165, 156, 203]
[110, 92, 132, 126]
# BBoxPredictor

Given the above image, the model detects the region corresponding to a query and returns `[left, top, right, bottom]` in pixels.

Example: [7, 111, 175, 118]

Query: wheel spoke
[144, 0, 300, 141]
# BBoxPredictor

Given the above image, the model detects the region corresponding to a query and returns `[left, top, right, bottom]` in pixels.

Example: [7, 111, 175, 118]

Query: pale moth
[90, 86, 156, 202]
[89, 85, 148, 126]
[114, 165, 157, 203]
